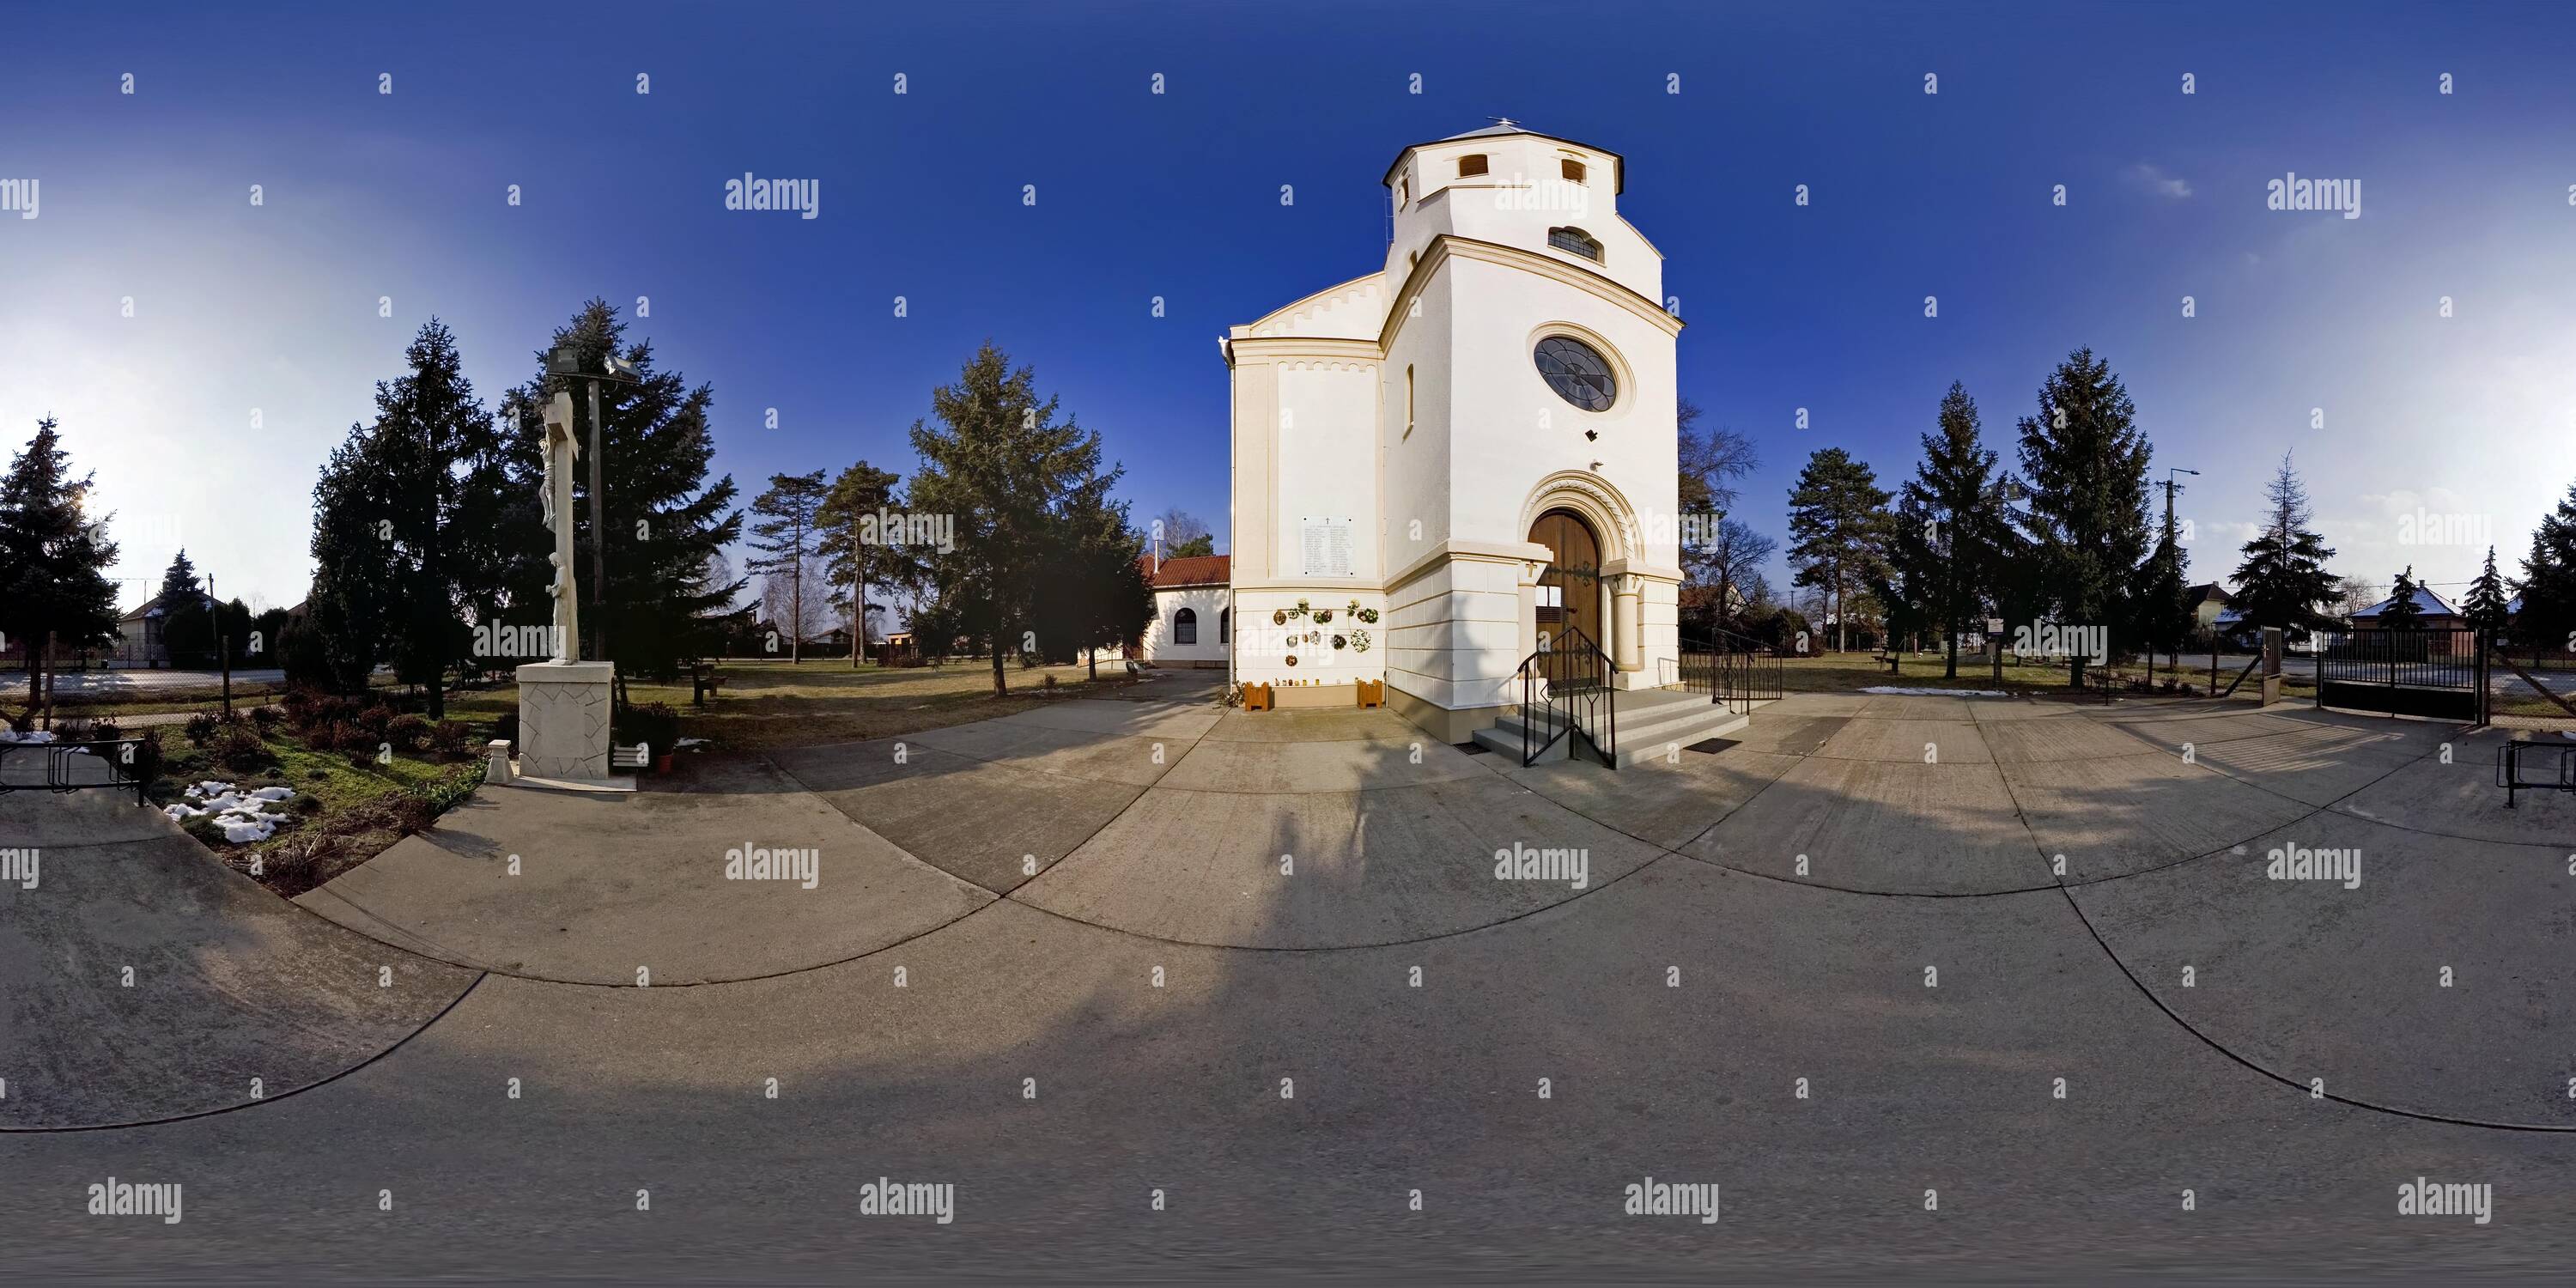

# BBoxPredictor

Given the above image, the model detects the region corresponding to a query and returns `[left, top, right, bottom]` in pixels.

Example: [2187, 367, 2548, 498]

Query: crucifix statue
[541, 391, 580, 662]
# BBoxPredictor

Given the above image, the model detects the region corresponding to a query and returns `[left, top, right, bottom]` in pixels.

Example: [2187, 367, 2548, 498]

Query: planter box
[1356, 679, 1385, 709]
[1242, 682, 1273, 712]
[1276, 683, 1354, 710]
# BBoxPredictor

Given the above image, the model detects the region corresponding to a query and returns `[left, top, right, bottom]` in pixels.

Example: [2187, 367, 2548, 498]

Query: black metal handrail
[1680, 630, 1783, 714]
[1519, 624, 1616, 768]
[0, 737, 152, 806]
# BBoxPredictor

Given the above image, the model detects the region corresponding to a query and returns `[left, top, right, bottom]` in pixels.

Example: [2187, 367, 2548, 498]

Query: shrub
[249, 705, 280, 731]
[489, 711, 518, 750]
[290, 793, 325, 816]
[183, 709, 223, 746]
[427, 720, 471, 760]
[125, 731, 164, 784]
[386, 713, 432, 752]
[211, 725, 270, 773]
[616, 703, 681, 756]
[6, 709, 32, 735]
[355, 703, 397, 740]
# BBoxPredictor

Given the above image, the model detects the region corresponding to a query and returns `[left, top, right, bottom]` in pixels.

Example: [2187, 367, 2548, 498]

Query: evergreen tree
[1897, 381, 2007, 677]
[304, 319, 513, 714]
[745, 470, 829, 665]
[2136, 474, 2197, 677]
[904, 343, 1115, 696]
[1784, 447, 1890, 653]
[155, 549, 218, 667]
[0, 419, 124, 726]
[1037, 477, 1154, 677]
[2014, 348, 2153, 686]
[497, 300, 744, 679]
[2380, 566, 2425, 629]
[2462, 545, 2509, 635]
[817, 460, 904, 665]
[2228, 452, 2342, 645]
[2515, 481, 2576, 653]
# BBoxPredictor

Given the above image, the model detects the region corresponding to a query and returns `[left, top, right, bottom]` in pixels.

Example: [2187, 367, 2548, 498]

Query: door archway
[1528, 508, 1604, 648]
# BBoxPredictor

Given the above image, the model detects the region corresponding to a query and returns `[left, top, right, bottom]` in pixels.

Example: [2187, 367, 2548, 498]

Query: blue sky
[6, 0, 2574, 613]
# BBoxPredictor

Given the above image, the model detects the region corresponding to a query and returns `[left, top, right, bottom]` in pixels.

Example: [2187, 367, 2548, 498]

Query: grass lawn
[1775, 651, 2239, 698]
[445, 657, 1148, 752]
[146, 722, 483, 898]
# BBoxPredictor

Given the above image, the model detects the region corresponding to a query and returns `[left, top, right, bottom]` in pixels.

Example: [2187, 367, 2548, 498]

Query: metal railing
[1519, 624, 1616, 769]
[2317, 629, 2488, 721]
[0, 737, 152, 806]
[1680, 628, 1783, 714]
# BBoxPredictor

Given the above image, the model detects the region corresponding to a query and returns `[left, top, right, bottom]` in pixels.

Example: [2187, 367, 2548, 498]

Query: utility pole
[210, 574, 232, 717]
[2163, 467, 2200, 684]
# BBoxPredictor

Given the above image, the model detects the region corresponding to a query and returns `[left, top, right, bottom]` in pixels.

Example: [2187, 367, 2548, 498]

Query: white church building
[1224, 123, 1686, 744]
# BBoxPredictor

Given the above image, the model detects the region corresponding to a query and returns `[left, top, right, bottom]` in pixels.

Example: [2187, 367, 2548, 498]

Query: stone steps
[1473, 690, 1763, 768]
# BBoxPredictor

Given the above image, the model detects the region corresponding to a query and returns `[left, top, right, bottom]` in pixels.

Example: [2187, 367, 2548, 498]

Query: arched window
[1218, 608, 1230, 643]
[1174, 607, 1197, 645]
[1548, 227, 1603, 262]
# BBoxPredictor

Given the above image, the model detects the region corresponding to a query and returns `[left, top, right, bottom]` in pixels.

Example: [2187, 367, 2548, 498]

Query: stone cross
[542, 391, 580, 663]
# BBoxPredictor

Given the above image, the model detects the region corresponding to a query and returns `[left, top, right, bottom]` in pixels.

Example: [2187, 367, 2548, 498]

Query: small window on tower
[1548, 227, 1603, 262]
[1458, 154, 1488, 178]
[1561, 157, 1587, 183]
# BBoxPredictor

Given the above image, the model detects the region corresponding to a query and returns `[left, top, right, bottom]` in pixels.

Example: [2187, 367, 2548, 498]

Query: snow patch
[167, 780, 294, 842]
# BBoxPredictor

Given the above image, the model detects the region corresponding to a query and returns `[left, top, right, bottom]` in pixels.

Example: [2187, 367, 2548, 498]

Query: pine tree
[2462, 545, 2509, 635]
[903, 343, 1114, 696]
[2014, 348, 2154, 686]
[2228, 452, 2342, 645]
[1897, 381, 2006, 677]
[0, 418, 123, 726]
[1785, 447, 1891, 653]
[304, 319, 513, 714]
[2380, 566, 2425, 629]
[1035, 476, 1152, 677]
[498, 300, 744, 679]
[817, 461, 903, 666]
[2515, 481, 2576, 654]
[745, 470, 829, 665]
[156, 549, 218, 667]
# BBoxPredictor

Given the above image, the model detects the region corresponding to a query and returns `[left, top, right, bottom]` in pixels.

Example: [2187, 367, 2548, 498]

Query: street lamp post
[2164, 467, 2202, 687]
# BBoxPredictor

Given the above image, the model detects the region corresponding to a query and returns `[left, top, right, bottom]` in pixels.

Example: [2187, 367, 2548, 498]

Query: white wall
[1141, 586, 1230, 666]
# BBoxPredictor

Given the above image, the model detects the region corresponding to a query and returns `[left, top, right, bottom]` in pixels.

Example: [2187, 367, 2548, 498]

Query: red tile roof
[1148, 554, 1230, 588]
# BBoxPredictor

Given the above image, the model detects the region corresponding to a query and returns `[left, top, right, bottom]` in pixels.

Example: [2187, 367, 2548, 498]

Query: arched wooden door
[1528, 508, 1604, 650]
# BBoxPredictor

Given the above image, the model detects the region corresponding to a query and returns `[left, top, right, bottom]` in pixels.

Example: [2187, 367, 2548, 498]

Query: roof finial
[1491, 115, 1517, 129]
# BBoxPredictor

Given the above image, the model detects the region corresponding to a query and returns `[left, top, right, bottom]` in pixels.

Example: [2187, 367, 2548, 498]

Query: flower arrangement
[1349, 629, 1371, 653]
[1331, 634, 1347, 651]
[1347, 599, 1380, 624]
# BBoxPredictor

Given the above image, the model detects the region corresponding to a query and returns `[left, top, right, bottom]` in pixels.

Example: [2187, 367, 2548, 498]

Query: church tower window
[1547, 227, 1603, 262]
[1457, 154, 1488, 177]
[1560, 157, 1588, 183]
[1534, 336, 1617, 412]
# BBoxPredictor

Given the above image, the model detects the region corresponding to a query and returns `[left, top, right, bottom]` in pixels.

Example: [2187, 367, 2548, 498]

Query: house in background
[1140, 554, 1230, 668]
[2184, 582, 2230, 631]
[2350, 584, 2464, 631]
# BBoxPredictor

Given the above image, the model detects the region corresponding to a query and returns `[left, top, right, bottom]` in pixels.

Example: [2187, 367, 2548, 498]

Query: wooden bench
[690, 665, 726, 708]
[1872, 653, 1900, 674]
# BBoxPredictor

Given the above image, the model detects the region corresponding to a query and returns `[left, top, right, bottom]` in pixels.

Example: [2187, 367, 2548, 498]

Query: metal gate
[2315, 629, 2487, 722]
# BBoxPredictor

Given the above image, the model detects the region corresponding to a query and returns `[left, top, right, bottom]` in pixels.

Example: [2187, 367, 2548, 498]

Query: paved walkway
[5, 686, 2573, 1279]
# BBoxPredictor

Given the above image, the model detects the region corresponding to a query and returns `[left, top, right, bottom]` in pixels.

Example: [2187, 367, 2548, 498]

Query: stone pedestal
[516, 661, 613, 782]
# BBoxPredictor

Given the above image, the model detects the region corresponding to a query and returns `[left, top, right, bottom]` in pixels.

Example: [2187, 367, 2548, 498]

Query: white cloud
[2123, 162, 2194, 199]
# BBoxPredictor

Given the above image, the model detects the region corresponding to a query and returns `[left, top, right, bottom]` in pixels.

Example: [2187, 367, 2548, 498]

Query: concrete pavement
[5, 682, 2575, 1279]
